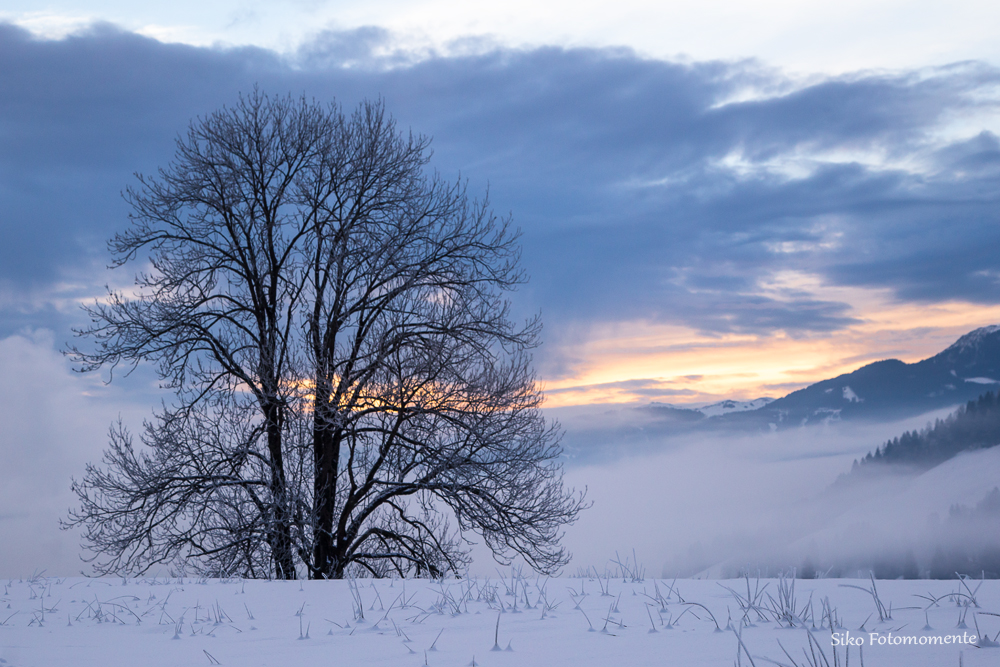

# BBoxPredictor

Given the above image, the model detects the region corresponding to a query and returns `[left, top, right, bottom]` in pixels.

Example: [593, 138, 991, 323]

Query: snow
[946, 325, 1000, 352]
[695, 397, 774, 417]
[1, 573, 995, 666]
[812, 407, 842, 424]
[646, 398, 774, 417]
[842, 386, 862, 402]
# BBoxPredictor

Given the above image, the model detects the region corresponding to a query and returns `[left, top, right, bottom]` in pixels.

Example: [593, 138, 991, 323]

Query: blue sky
[2, 3, 1000, 574]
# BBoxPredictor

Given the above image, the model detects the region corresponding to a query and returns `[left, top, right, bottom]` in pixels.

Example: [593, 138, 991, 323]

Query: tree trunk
[311, 382, 341, 578]
[264, 401, 296, 579]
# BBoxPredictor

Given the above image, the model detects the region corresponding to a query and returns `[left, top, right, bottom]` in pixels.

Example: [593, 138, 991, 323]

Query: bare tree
[65, 91, 585, 579]
[69, 395, 309, 578]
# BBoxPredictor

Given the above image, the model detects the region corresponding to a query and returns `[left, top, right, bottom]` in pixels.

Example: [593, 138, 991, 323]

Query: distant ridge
[713, 325, 1000, 429]
[648, 397, 774, 418]
[562, 326, 1000, 462]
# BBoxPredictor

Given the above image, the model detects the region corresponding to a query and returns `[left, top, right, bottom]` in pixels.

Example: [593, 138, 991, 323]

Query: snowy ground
[2, 573, 997, 666]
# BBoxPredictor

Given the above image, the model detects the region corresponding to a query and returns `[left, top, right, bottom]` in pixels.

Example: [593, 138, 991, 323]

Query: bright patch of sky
[542, 288, 1000, 407]
[5, 0, 1000, 74]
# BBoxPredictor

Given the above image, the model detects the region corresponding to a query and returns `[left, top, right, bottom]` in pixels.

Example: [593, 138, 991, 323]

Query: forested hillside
[851, 391, 1000, 473]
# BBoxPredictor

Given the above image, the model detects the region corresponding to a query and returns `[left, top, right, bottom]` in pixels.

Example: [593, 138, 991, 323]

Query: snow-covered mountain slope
[646, 398, 774, 418]
[695, 397, 774, 417]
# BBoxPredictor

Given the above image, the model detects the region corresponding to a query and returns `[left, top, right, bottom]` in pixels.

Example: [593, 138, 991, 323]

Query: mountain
[559, 325, 1000, 463]
[719, 325, 1000, 429]
[648, 397, 774, 418]
[826, 391, 1000, 490]
[851, 391, 1000, 471]
[696, 397, 775, 417]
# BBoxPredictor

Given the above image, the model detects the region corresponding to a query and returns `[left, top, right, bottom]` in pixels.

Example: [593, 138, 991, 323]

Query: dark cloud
[1, 22, 999, 354]
[545, 377, 701, 399]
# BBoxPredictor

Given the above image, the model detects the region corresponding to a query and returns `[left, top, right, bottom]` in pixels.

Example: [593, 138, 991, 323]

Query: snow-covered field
[2, 573, 996, 666]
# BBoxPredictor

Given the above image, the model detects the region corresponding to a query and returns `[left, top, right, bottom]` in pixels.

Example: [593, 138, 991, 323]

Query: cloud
[4, 23, 1000, 571]
[544, 377, 704, 406]
[2, 22, 1000, 385]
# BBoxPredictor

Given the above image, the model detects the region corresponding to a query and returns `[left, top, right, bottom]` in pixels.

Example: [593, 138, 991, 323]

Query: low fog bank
[3, 336, 992, 582]
[555, 405, 1000, 578]
[774, 448, 1000, 580]
[546, 401, 959, 466]
[0, 331, 154, 578]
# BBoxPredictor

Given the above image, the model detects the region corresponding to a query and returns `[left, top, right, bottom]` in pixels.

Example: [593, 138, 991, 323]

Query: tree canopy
[65, 91, 585, 579]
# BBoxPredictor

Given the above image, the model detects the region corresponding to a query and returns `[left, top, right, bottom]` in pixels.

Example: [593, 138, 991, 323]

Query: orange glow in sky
[541, 273, 1000, 407]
